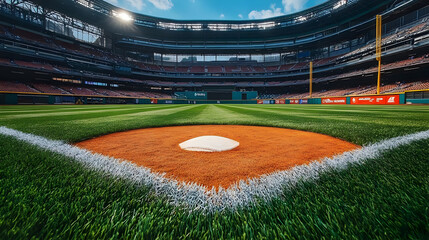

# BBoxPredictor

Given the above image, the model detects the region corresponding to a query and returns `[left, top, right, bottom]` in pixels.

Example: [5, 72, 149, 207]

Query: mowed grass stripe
[225, 104, 429, 126]
[0, 105, 173, 119]
[242, 104, 429, 118]
[0, 105, 186, 125]
[57, 105, 203, 142]
[1, 104, 428, 145]
[0, 105, 199, 141]
[0, 104, 140, 114]
[65, 104, 195, 123]
[221, 105, 428, 144]
[0, 105, 178, 128]
[191, 104, 264, 124]
[230, 105, 428, 128]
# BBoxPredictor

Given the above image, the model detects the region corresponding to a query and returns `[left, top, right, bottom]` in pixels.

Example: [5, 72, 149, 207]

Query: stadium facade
[0, 0, 428, 104]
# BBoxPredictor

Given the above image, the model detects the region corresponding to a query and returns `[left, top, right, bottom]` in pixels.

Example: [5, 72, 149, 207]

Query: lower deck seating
[32, 83, 69, 94]
[263, 80, 429, 99]
[0, 81, 40, 93]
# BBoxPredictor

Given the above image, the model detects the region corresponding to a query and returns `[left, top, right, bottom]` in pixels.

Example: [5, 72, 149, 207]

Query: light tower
[376, 15, 382, 94]
[309, 61, 313, 98]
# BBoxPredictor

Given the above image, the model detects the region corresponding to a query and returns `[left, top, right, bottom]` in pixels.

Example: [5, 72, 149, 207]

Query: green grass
[1, 104, 429, 239]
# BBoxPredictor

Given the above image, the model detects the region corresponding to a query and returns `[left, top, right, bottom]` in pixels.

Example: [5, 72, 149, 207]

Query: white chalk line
[1, 126, 428, 213]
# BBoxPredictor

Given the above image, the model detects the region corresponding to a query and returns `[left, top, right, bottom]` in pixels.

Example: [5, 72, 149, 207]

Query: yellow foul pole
[376, 15, 382, 94]
[309, 61, 313, 98]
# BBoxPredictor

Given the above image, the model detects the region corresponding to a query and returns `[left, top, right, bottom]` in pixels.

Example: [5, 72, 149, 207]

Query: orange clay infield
[76, 125, 359, 189]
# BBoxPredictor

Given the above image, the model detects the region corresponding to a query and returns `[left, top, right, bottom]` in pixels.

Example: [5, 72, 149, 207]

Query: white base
[179, 135, 239, 152]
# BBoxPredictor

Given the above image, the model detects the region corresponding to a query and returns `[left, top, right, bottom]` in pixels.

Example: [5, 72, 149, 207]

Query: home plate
[179, 136, 239, 152]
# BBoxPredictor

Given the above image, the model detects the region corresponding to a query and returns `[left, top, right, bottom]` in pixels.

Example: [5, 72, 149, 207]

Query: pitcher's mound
[76, 125, 359, 189]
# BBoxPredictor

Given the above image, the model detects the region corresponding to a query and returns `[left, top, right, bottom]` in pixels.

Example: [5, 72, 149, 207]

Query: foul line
[1, 126, 429, 213]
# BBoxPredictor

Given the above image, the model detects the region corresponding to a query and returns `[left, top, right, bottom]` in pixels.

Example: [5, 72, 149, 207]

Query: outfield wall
[261, 94, 407, 105]
[175, 91, 258, 101]
[405, 90, 429, 104]
[0, 92, 258, 105]
[2, 91, 429, 105]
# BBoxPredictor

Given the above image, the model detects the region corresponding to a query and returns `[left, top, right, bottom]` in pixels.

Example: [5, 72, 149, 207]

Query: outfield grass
[1, 104, 429, 239]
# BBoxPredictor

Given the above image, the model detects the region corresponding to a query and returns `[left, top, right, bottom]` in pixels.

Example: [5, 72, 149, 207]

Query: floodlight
[333, 0, 347, 9]
[113, 11, 133, 22]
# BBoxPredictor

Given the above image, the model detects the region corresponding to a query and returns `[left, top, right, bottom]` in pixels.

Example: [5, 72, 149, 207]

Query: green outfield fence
[1, 90, 428, 105]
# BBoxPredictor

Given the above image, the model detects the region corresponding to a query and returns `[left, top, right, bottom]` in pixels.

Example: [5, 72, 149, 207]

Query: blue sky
[104, 0, 328, 20]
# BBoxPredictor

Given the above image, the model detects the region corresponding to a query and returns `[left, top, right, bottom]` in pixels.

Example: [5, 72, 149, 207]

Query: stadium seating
[266, 65, 280, 72]
[163, 66, 176, 72]
[206, 66, 224, 73]
[279, 64, 295, 71]
[252, 66, 266, 72]
[1, 52, 428, 98]
[190, 66, 205, 73]
[339, 20, 429, 62]
[260, 79, 429, 99]
[14, 61, 55, 71]
[0, 78, 174, 99]
[176, 66, 190, 73]
[290, 62, 309, 70]
[92, 89, 126, 97]
[3, 22, 427, 78]
[0, 5, 428, 102]
[32, 83, 70, 95]
[0, 58, 11, 65]
[401, 81, 429, 91]
[0, 81, 40, 93]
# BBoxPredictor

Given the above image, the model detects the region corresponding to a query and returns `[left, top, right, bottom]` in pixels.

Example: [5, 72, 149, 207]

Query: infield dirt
[76, 125, 359, 189]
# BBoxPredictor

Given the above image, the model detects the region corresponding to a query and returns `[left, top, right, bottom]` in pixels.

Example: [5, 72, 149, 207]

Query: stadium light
[113, 11, 134, 22]
[333, 0, 347, 10]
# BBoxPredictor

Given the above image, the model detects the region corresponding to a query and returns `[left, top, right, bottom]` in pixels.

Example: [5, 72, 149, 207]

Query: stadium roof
[28, 0, 416, 51]
[101, 0, 329, 21]
[33, 0, 362, 27]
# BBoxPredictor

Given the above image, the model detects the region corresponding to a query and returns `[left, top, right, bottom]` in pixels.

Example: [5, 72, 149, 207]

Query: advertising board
[322, 97, 347, 104]
[257, 100, 274, 104]
[350, 95, 399, 105]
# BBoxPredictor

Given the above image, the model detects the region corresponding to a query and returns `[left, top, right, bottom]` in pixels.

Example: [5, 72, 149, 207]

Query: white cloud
[220, 13, 225, 19]
[238, 14, 243, 19]
[248, 0, 309, 20]
[282, 0, 308, 13]
[124, 0, 145, 10]
[105, 0, 118, 4]
[248, 4, 283, 20]
[105, 0, 145, 11]
[147, 0, 173, 10]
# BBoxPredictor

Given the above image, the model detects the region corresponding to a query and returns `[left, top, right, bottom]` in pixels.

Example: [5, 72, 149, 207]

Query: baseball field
[1, 104, 429, 239]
